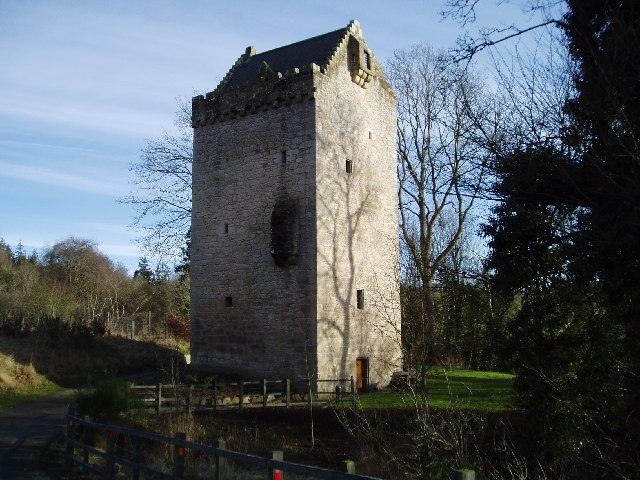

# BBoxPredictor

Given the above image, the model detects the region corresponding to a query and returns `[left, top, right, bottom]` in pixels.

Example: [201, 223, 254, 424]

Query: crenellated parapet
[192, 64, 318, 127]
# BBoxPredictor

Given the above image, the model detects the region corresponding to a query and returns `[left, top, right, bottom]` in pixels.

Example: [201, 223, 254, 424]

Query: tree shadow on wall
[315, 94, 401, 384]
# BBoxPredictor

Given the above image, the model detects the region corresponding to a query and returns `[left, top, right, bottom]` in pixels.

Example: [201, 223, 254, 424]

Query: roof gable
[224, 27, 348, 88]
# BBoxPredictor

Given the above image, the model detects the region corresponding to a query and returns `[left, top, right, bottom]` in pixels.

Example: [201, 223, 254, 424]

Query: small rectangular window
[364, 51, 371, 70]
[346, 160, 353, 174]
[225, 296, 233, 307]
[357, 289, 364, 309]
[224, 223, 229, 234]
[369, 131, 373, 139]
[281, 150, 287, 164]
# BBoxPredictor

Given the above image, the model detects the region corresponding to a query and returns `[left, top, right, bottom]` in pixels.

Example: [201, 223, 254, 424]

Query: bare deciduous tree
[440, 0, 567, 63]
[388, 45, 500, 378]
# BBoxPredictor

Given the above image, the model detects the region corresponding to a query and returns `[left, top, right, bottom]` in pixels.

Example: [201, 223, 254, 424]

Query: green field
[357, 368, 515, 411]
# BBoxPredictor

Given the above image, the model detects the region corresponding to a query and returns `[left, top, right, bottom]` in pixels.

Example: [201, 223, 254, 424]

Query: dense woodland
[1, 0, 638, 478]
[0, 237, 189, 340]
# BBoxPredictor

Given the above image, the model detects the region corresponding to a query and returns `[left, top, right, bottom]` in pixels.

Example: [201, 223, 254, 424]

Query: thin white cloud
[0, 161, 127, 196]
[0, 95, 170, 140]
[85, 222, 133, 236]
[100, 243, 141, 258]
[0, 238, 48, 251]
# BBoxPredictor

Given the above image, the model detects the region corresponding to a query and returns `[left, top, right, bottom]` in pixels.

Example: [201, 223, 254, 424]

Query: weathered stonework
[191, 20, 401, 388]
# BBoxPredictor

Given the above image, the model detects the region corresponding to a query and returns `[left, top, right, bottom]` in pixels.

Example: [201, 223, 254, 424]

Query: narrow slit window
[369, 131, 373, 139]
[224, 223, 229, 234]
[357, 289, 364, 309]
[364, 51, 371, 70]
[346, 159, 353, 174]
[281, 150, 287, 164]
[225, 296, 233, 307]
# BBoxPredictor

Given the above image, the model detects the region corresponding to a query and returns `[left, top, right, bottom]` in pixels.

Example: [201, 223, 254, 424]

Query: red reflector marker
[178, 447, 185, 457]
[274, 472, 282, 480]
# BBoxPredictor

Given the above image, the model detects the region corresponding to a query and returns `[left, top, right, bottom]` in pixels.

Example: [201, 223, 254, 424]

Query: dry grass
[0, 350, 61, 408]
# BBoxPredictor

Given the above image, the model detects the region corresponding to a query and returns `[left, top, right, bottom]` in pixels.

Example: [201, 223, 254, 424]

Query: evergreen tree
[485, 0, 639, 472]
[133, 257, 154, 283]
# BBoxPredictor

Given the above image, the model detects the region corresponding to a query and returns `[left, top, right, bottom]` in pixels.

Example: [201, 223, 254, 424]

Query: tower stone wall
[191, 21, 401, 387]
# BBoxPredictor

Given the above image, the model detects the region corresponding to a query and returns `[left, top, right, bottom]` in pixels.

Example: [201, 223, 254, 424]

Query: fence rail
[65, 405, 383, 480]
[129, 377, 357, 413]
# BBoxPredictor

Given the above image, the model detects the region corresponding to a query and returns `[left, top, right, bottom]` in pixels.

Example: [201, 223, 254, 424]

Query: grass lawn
[357, 368, 515, 411]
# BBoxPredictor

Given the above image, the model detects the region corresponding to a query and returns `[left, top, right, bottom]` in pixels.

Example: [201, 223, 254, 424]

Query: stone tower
[191, 20, 401, 389]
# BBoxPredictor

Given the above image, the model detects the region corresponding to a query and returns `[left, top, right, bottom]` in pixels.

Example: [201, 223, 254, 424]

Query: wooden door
[356, 358, 369, 392]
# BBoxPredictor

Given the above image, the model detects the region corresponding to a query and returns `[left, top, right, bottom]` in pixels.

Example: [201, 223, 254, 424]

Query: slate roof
[223, 27, 348, 88]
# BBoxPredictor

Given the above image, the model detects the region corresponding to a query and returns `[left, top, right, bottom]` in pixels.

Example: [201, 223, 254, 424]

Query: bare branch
[120, 97, 192, 261]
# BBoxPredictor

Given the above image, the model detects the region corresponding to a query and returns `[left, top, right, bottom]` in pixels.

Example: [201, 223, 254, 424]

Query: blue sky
[0, 0, 526, 274]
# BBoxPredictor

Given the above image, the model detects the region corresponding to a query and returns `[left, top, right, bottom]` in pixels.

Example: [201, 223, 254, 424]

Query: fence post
[451, 469, 476, 480]
[341, 460, 356, 474]
[186, 384, 193, 412]
[239, 381, 244, 409]
[262, 379, 267, 408]
[268, 450, 283, 480]
[213, 380, 218, 413]
[350, 376, 356, 408]
[285, 379, 290, 408]
[173, 432, 186, 478]
[65, 405, 76, 462]
[215, 438, 226, 480]
[156, 381, 162, 414]
[81, 417, 89, 468]
[106, 429, 116, 478]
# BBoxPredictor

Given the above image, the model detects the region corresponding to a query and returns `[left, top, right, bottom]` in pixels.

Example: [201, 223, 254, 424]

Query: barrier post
[341, 460, 356, 474]
[106, 429, 116, 477]
[452, 469, 476, 480]
[173, 432, 186, 478]
[215, 438, 226, 480]
[269, 450, 283, 480]
[65, 405, 76, 462]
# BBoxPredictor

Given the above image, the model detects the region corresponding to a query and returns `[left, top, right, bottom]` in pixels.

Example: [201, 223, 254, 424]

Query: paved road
[0, 390, 74, 479]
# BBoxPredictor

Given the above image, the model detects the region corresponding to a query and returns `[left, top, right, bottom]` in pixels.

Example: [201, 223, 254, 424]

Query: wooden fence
[65, 405, 383, 480]
[129, 378, 357, 414]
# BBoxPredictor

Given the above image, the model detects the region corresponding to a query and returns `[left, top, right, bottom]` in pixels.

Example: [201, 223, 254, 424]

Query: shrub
[167, 315, 189, 340]
[75, 379, 139, 422]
